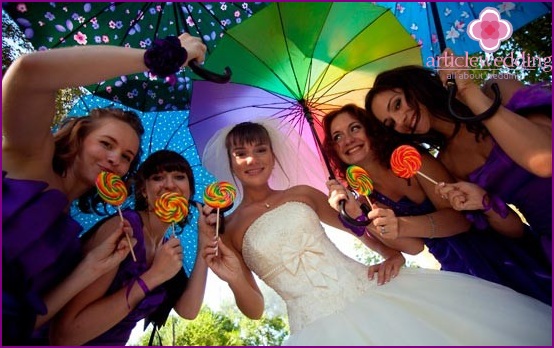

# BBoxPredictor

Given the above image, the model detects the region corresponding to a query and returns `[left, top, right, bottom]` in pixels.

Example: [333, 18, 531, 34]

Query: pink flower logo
[468, 7, 512, 53]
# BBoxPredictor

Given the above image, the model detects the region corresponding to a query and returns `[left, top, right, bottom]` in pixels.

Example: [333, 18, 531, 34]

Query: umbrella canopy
[378, 2, 551, 61]
[3, 2, 269, 111]
[68, 94, 216, 276]
[189, 2, 422, 183]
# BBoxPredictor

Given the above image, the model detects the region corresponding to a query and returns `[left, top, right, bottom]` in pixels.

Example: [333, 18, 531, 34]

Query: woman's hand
[367, 252, 405, 285]
[367, 205, 400, 240]
[203, 238, 243, 285]
[83, 219, 135, 277]
[436, 181, 487, 211]
[437, 48, 481, 101]
[326, 179, 362, 217]
[147, 237, 183, 286]
[178, 33, 207, 67]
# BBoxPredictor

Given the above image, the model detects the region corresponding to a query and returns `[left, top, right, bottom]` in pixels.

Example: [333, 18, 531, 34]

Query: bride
[200, 120, 551, 345]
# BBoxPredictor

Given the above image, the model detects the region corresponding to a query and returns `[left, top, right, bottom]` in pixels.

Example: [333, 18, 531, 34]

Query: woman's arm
[437, 181, 524, 237]
[203, 236, 264, 319]
[36, 218, 132, 330]
[2, 34, 206, 172]
[438, 49, 551, 177]
[51, 215, 184, 345]
[173, 204, 211, 319]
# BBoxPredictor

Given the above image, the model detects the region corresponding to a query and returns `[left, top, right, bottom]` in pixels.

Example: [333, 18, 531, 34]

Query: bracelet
[338, 213, 368, 237]
[125, 276, 151, 309]
[426, 214, 436, 239]
[144, 36, 188, 83]
[481, 193, 509, 219]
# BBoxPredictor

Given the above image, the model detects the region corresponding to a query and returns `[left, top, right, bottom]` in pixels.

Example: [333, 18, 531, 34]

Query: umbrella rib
[276, 3, 303, 99]
[308, 7, 388, 107]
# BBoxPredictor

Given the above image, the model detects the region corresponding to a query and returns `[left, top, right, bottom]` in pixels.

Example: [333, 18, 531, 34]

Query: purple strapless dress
[2, 171, 83, 345]
[84, 210, 184, 346]
[372, 190, 552, 305]
[468, 84, 552, 264]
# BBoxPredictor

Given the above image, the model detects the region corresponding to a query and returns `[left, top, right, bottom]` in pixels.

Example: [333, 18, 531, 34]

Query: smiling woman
[1, 33, 206, 345]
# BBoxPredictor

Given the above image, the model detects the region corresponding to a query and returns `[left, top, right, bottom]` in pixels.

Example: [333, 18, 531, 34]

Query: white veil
[202, 117, 328, 206]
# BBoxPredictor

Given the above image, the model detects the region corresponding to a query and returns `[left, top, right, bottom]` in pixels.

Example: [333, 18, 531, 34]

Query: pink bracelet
[125, 277, 151, 309]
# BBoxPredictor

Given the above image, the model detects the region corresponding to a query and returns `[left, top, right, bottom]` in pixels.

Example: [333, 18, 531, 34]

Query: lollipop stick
[215, 207, 220, 256]
[363, 195, 373, 210]
[416, 171, 438, 185]
[118, 206, 137, 262]
[171, 223, 176, 238]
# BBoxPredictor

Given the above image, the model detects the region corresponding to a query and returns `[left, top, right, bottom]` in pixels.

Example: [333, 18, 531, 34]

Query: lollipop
[96, 171, 128, 206]
[203, 182, 237, 211]
[154, 192, 189, 238]
[346, 165, 374, 197]
[204, 182, 237, 254]
[390, 145, 437, 184]
[96, 171, 136, 261]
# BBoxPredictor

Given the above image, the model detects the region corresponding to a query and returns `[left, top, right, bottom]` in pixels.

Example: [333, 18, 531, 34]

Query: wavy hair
[53, 108, 144, 214]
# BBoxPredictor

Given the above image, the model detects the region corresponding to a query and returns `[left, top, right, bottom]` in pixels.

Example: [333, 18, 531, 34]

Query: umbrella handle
[339, 200, 372, 227]
[189, 60, 232, 84]
[447, 80, 502, 122]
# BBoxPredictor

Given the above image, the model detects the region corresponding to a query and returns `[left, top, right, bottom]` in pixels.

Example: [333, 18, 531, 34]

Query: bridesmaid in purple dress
[49, 150, 214, 346]
[2, 35, 207, 345]
[323, 104, 551, 304]
[365, 54, 551, 265]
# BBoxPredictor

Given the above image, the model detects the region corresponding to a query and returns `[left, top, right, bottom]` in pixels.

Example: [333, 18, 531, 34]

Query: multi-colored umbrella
[189, 2, 422, 182]
[2, 2, 269, 111]
[68, 95, 216, 276]
[378, 2, 551, 60]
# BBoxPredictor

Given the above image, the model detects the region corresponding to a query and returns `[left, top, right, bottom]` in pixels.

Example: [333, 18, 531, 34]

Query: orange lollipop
[95, 171, 136, 262]
[154, 192, 189, 224]
[203, 182, 237, 210]
[390, 145, 437, 184]
[203, 182, 237, 255]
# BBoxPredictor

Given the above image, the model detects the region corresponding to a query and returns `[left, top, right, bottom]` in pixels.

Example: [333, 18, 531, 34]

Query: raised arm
[2, 34, 206, 167]
[438, 49, 551, 177]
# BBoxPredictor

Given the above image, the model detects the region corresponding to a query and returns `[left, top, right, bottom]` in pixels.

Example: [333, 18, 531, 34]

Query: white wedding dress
[242, 202, 552, 346]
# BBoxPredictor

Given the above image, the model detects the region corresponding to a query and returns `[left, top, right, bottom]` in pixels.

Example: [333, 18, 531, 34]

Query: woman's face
[370, 89, 431, 134]
[329, 112, 370, 165]
[229, 140, 274, 186]
[75, 119, 140, 185]
[143, 170, 192, 209]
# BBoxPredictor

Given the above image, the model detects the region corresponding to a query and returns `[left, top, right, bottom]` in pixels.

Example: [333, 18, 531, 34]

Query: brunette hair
[364, 65, 487, 149]
[133, 150, 195, 212]
[53, 108, 144, 214]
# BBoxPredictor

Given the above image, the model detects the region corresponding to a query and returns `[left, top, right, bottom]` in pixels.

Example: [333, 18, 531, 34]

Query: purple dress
[84, 210, 187, 346]
[2, 171, 83, 345]
[468, 84, 552, 264]
[372, 190, 552, 305]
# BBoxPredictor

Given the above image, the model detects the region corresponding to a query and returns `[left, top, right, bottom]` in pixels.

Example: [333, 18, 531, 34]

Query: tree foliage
[2, 9, 84, 128]
[137, 305, 288, 346]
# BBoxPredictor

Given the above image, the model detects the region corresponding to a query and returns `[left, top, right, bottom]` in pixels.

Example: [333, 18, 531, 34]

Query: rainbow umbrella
[189, 2, 422, 180]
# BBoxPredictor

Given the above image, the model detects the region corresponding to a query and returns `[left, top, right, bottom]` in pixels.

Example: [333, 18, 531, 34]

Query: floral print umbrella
[3, 2, 269, 111]
[378, 2, 551, 61]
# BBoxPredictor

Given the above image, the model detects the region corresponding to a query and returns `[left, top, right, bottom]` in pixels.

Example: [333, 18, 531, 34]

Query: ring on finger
[380, 225, 387, 235]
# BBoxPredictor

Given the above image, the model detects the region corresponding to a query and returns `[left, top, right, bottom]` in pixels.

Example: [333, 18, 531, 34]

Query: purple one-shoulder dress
[468, 84, 552, 264]
[2, 171, 83, 345]
[372, 190, 552, 305]
[84, 210, 186, 346]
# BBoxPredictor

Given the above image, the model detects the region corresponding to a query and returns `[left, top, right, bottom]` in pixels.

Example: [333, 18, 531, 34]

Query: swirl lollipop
[346, 165, 374, 197]
[203, 182, 237, 211]
[154, 192, 189, 237]
[204, 182, 237, 254]
[390, 145, 437, 184]
[96, 171, 136, 261]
